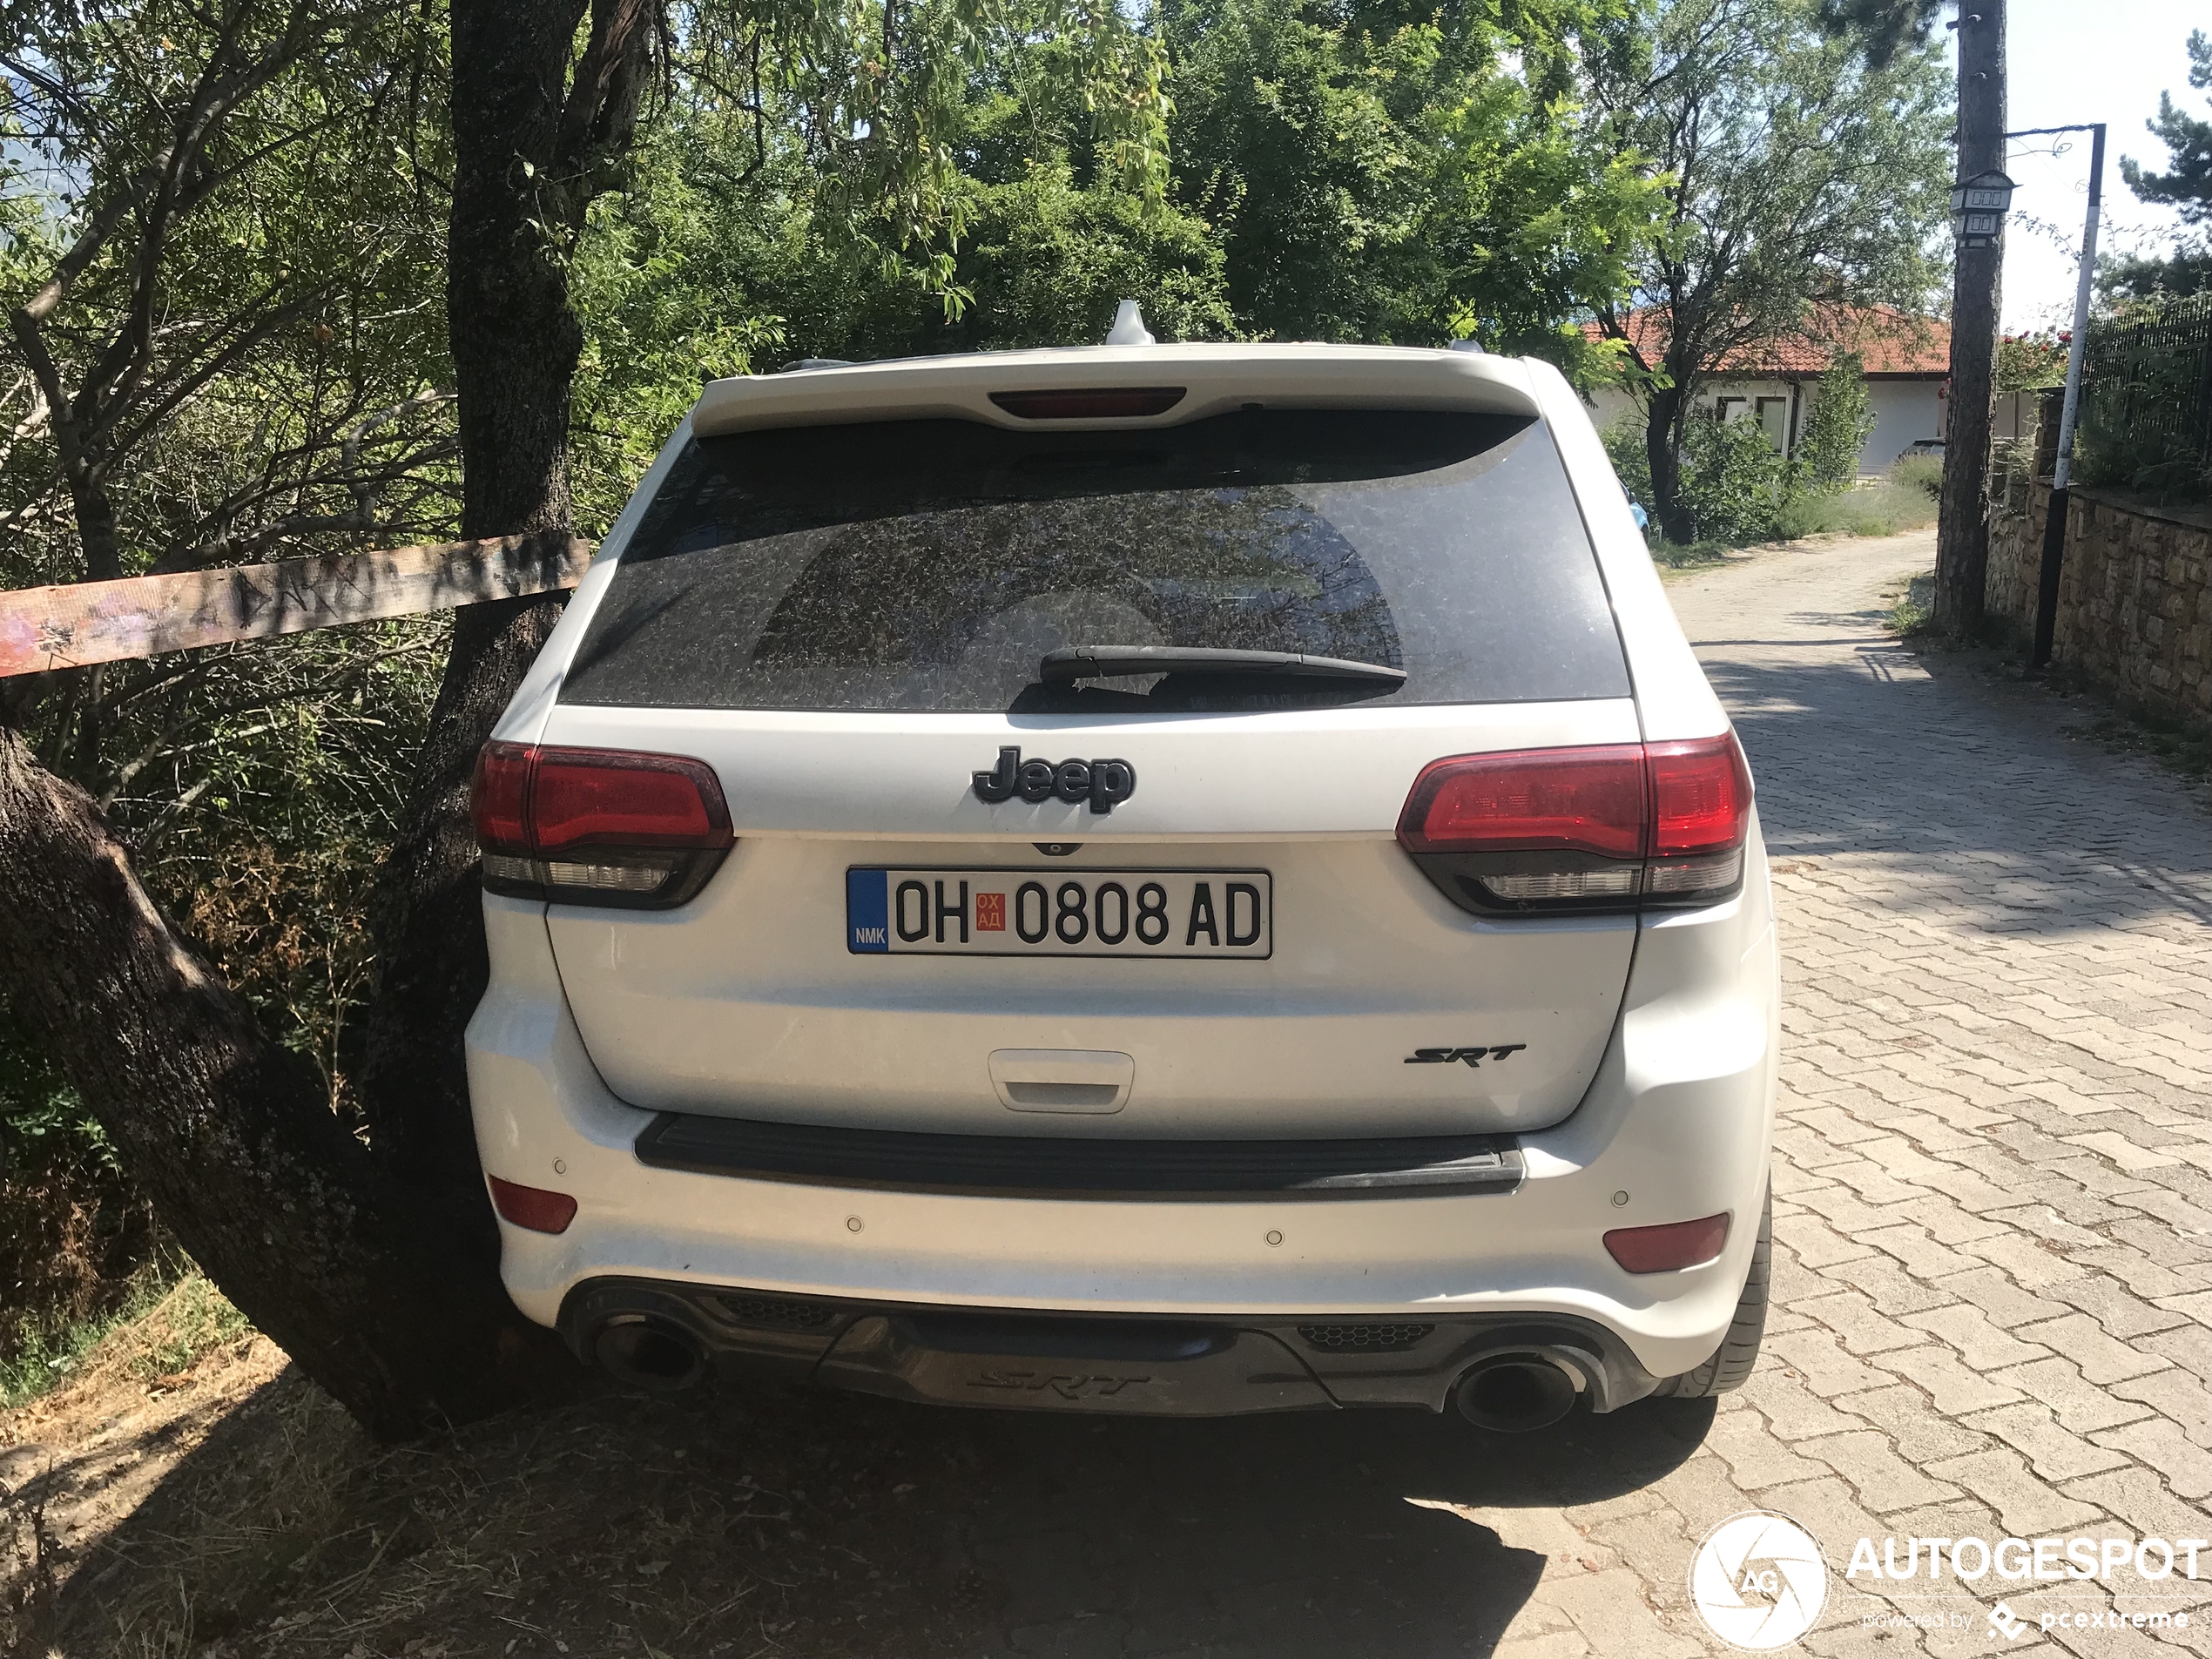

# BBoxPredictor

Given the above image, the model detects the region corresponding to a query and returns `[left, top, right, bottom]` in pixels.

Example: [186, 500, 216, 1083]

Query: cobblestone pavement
[914, 530, 2212, 1659]
[1476, 530, 2212, 1659]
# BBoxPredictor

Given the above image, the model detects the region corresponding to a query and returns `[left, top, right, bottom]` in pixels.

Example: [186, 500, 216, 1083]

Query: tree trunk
[355, 0, 590, 1197]
[353, 596, 564, 1202]
[1932, 0, 2005, 638]
[0, 730, 561, 1440]
[1647, 381, 1691, 544]
[63, 462, 123, 584]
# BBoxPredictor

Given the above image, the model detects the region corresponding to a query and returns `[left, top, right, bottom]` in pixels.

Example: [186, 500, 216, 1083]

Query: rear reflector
[1396, 732, 1752, 914]
[488, 1176, 577, 1235]
[472, 741, 733, 907]
[988, 387, 1186, 420]
[1603, 1212, 1730, 1273]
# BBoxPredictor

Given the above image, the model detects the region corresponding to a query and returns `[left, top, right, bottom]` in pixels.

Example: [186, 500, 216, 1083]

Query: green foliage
[0, 0, 460, 592]
[1602, 417, 1654, 506]
[563, 64, 1238, 531]
[1793, 356, 1876, 491]
[2102, 248, 2212, 302]
[0, 1263, 247, 1408]
[0, 1008, 98, 1172]
[1885, 570, 1932, 634]
[1675, 415, 1793, 544]
[1163, 0, 1665, 370]
[1629, 402, 1937, 556]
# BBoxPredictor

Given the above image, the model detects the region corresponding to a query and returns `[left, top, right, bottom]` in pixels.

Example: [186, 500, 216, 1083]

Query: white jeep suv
[464, 337, 1778, 1431]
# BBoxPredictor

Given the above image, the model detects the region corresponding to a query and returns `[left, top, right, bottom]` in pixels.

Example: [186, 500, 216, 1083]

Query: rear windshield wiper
[1040, 645, 1408, 686]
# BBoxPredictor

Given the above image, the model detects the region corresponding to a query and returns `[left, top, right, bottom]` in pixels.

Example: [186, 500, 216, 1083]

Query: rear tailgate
[538, 703, 1637, 1136]
[532, 395, 1639, 1138]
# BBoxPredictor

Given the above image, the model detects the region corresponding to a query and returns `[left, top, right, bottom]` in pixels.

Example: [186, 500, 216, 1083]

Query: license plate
[846, 868, 1271, 958]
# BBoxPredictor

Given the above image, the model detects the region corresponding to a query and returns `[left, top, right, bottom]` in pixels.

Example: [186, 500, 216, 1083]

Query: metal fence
[2079, 291, 2212, 500]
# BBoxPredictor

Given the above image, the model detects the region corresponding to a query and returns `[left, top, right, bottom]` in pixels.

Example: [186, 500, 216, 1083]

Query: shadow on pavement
[931, 1392, 1717, 1657]
[1701, 648, 2212, 934]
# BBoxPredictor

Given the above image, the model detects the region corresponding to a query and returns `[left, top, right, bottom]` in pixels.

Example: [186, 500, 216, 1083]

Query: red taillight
[1648, 736, 1753, 857]
[988, 387, 1187, 420]
[1603, 1213, 1730, 1273]
[1395, 732, 1752, 913]
[531, 749, 729, 853]
[488, 1175, 577, 1235]
[470, 740, 732, 907]
[1399, 745, 1646, 859]
[471, 742, 533, 855]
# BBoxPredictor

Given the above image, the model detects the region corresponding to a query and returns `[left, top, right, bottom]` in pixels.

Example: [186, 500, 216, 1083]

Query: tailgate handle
[988, 1049, 1134, 1115]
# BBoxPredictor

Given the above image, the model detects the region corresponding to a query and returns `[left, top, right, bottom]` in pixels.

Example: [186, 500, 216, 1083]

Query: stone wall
[1988, 482, 2212, 730]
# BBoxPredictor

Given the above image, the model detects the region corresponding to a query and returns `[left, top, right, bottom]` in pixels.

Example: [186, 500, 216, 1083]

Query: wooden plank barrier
[0, 532, 595, 678]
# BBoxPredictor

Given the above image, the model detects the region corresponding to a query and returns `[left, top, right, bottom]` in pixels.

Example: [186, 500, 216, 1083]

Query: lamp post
[1950, 170, 2017, 248]
[2006, 123, 2106, 671]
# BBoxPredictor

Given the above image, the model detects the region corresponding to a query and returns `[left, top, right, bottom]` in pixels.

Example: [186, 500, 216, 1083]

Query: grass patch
[1650, 537, 1736, 569]
[1884, 571, 1934, 636]
[1780, 480, 1940, 541]
[0, 1261, 247, 1408]
[1642, 465, 1941, 570]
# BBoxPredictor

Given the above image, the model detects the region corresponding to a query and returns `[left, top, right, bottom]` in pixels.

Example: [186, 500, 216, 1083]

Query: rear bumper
[558, 1277, 1664, 1414]
[466, 832, 1778, 1393]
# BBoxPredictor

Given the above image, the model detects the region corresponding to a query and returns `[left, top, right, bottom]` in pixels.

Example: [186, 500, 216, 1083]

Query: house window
[1755, 396, 1790, 452]
[1712, 395, 1746, 424]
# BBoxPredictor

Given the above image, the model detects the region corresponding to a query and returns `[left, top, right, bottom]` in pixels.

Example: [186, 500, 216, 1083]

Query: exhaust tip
[1453, 1354, 1579, 1432]
[594, 1315, 708, 1392]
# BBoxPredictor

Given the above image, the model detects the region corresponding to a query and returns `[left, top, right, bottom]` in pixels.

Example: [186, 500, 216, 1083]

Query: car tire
[1653, 1186, 1770, 1399]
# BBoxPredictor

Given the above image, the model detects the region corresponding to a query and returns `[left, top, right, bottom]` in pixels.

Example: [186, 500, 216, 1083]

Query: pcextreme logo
[1689, 1511, 1830, 1650]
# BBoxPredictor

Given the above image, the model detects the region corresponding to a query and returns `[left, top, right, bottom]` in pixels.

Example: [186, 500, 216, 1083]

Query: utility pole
[1933, 2, 2006, 638]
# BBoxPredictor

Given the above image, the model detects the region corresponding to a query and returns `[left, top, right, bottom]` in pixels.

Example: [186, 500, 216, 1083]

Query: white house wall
[1862, 381, 1944, 473]
[1581, 375, 1945, 477]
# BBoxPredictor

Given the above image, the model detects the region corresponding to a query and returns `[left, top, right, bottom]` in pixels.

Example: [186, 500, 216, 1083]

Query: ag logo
[1689, 1511, 1829, 1650]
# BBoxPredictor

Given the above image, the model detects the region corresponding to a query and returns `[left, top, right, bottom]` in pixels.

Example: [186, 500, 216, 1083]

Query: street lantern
[1950, 169, 2016, 248]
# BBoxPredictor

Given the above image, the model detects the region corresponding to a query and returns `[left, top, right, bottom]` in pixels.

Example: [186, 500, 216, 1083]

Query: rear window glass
[560, 408, 1629, 712]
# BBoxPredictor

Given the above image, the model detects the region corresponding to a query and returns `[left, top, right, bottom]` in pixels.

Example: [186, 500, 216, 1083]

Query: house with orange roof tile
[1581, 305, 1951, 477]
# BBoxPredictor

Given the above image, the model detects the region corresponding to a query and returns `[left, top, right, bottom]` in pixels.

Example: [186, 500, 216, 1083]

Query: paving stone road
[921, 529, 2212, 1659]
[1479, 529, 2212, 1659]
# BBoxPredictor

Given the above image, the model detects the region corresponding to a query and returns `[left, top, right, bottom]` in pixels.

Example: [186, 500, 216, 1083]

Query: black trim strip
[633, 1112, 1522, 1200]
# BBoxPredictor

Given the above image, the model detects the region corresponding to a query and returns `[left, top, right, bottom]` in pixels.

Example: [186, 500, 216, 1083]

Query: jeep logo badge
[973, 746, 1137, 814]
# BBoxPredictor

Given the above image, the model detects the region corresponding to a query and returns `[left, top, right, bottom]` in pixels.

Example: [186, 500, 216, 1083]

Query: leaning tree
[0, 0, 1166, 1439]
